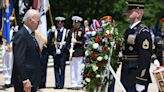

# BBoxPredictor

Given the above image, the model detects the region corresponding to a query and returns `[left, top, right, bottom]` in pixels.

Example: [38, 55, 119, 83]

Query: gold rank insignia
[152, 44, 155, 49]
[142, 39, 149, 49]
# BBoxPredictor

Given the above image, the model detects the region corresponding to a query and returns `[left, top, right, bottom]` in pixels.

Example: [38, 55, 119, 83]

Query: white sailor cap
[55, 16, 65, 21]
[72, 16, 83, 23]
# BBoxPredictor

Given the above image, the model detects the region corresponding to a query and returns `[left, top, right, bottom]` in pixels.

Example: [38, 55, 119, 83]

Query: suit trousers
[39, 48, 56, 88]
[70, 57, 83, 87]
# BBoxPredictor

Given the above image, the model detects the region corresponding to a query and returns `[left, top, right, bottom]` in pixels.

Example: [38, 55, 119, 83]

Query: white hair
[22, 9, 40, 22]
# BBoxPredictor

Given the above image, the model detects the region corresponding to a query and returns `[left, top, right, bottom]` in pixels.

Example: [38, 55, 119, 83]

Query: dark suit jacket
[12, 26, 41, 87]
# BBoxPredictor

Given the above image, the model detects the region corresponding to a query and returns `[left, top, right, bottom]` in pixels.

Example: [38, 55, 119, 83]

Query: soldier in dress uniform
[67, 16, 85, 88]
[2, 16, 17, 88]
[154, 18, 164, 66]
[121, 1, 153, 92]
[52, 16, 69, 89]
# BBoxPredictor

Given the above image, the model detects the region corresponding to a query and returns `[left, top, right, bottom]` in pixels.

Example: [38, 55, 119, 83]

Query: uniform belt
[123, 55, 138, 61]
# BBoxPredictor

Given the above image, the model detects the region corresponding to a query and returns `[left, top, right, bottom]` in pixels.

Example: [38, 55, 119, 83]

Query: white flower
[91, 31, 96, 36]
[85, 50, 89, 56]
[92, 43, 99, 49]
[92, 64, 98, 72]
[111, 42, 114, 46]
[97, 56, 103, 61]
[106, 30, 110, 34]
[85, 78, 91, 82]
[111, 27, 114, 34]
[96, 74, 101, 78]
[115, 28, 118, 35]
[104, 55, 108, 60]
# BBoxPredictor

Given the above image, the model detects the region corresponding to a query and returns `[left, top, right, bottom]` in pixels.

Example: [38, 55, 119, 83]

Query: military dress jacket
[121, 22, 152, 88]
[67, 27, 86, 57]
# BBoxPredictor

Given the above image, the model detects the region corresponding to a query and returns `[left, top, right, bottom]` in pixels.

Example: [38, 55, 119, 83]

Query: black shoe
[54, 86, 63, 89]
[3, 84, 13, 88]
[39, 86, 46, 89]
[54, 87, 59, 89]
[58, 86, 63, 89]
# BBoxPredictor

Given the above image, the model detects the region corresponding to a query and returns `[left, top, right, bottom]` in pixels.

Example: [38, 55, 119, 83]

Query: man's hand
[23, 80, 32, 92]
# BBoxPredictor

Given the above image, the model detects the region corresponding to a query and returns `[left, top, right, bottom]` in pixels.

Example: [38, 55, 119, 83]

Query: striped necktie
[31, 32, 39, 47]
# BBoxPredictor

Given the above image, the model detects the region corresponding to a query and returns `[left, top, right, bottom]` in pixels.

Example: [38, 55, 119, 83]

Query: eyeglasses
[57, 21, 64, 24]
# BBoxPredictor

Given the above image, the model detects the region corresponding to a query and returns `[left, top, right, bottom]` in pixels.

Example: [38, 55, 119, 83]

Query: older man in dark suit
[12, 9, 41, 92]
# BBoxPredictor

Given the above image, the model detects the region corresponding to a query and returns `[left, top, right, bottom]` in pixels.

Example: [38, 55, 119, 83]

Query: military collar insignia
[134, 27, 137, 30]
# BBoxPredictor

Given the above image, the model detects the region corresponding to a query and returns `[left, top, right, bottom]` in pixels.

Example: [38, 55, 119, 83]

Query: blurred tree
[10, 0, 164, 34]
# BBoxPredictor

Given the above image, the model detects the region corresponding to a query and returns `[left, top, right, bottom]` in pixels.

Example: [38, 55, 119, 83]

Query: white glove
[154, 59, 160, 67]
[56, 49, 61, 54]
[14, 25, 19, 32]
[136, 84, 145, 92]
[51, 26, 56, 32]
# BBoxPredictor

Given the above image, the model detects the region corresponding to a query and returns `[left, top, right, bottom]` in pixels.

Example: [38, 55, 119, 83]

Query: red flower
[83, 73, 94, 78]
[91, 54, 98, 60]
[102, 46, 108, 51]
[97, 61, 104, 68]
[95, 37, 101, 43]
[105, 34, 110, 39]
[116, 43, 120, 49]
[96, 83, 103, 87]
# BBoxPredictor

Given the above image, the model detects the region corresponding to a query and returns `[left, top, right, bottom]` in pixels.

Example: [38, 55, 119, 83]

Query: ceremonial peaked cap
[55, 16, 66, 21]
[127, 1, 145, 10]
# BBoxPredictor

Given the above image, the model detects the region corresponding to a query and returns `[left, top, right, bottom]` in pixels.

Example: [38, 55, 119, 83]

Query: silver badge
[134, 27, 137, 30]
[129, 46, 133, 51]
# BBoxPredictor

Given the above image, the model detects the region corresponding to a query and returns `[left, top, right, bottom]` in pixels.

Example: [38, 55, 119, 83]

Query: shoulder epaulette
[138, 24, 149, 34]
